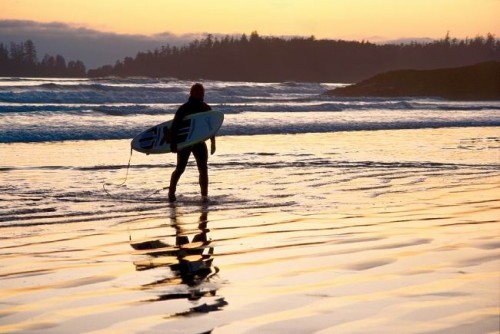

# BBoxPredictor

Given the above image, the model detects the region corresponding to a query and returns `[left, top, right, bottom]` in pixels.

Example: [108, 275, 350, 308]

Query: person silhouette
[168, 83, 216, 202]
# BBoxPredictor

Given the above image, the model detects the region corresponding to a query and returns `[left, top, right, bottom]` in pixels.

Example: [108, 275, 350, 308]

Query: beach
[1, 127, 499, 333]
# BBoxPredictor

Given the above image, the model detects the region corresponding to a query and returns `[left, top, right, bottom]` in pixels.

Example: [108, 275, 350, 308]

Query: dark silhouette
[168, 83, 216, 202]
[130, 204, 226, 318]
[327, 61, 500, 100]
[88, 32, 500, 82]
[0, 40, 86, 77]
[2, 33, 499, 82]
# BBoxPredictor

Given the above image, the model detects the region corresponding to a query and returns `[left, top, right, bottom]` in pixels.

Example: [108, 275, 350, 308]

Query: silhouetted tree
[23, 40, 37, 65]
[67, 60, 86, 77]
[87, 32, 499, 82]
[0, 40, 86, 77]
[54, 55, 67, 76]
[0, 43, 9, 74]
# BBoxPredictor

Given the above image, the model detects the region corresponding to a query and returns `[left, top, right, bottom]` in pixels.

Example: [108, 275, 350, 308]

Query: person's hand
[210, 138, 216, 155]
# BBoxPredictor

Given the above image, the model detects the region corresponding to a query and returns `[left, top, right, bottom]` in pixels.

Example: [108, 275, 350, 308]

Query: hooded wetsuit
[169, 96, 212, 198]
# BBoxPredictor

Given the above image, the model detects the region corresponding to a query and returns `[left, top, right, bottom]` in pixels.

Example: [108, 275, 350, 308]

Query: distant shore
[327, 61, 500, 100]
[3, 34, 498, 83]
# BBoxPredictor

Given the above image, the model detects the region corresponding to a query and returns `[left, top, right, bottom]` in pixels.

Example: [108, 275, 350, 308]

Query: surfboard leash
[102, 147, 170, 201]
[102, 147, 133, 198]
[143, 186, 170, 200]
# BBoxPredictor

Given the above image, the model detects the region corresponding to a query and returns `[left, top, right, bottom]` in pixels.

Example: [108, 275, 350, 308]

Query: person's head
[190, 83, 205, 100]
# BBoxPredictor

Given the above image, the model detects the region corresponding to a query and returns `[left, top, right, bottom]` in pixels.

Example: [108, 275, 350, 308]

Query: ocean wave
[0, 90, 185, 104]
[1, 78, 499, 143]
[0, 79, 332, 104]
[1, 118, 499, 143]
[436, 105, 500, 111]
[0, 103, 178, 115]
[3, 101, 499, 117]
[1, 78, 499, 112]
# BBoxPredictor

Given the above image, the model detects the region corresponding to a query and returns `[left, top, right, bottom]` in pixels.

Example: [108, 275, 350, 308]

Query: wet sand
[1, 128, 499, 333]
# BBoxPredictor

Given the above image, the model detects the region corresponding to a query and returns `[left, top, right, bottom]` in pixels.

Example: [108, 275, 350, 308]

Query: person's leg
[192, 143, 209, 198]
[169, 148, 191, 201]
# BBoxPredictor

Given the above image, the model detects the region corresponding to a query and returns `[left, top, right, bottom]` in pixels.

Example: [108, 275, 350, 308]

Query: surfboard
[131, 111, 224, 154]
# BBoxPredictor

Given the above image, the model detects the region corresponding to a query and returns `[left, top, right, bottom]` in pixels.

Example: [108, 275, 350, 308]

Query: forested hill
[88, 32, 500, 82]
[327, 61, 500, 100]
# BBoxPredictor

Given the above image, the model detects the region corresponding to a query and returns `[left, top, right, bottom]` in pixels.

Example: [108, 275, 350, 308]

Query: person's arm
[204, 103, 215, 154]
[170, 106, 185, 153]
[210, 136, 216, 155]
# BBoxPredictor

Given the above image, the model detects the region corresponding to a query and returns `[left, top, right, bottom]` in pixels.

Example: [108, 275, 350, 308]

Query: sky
[1, 0, 499, 67]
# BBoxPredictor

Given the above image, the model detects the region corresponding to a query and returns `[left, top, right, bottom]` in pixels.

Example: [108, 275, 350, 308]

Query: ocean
[1, 77, 499, 143]
[1, 77, 499, 333]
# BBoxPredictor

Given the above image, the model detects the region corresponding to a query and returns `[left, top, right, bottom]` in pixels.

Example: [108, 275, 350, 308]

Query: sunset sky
[2, 0, 499, 41]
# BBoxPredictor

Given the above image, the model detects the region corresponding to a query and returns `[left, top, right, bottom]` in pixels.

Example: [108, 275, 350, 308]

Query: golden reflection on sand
[0, 128, 498, 333]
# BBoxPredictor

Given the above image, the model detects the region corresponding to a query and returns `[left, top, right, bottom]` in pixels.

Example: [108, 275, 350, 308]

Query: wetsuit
[169, 96, 212, 198]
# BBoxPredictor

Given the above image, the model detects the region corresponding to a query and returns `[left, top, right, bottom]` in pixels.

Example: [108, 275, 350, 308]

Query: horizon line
[3, 18, 497, 44]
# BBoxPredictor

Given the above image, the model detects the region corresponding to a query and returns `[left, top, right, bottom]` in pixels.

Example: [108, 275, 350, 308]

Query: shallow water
[0, 128, 499, 333]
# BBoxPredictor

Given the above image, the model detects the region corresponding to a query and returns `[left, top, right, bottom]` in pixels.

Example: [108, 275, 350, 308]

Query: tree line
[1, 34, 498, 81]
[0, 40, 86, 77]
[89, 32, 499, 82]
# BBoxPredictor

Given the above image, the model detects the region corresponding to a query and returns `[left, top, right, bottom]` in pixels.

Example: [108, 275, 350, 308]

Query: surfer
[168, 83, 216, 202]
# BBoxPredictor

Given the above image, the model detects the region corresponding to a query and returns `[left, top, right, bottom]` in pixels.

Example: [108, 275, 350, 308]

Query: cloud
[0, 20, 204, 68]
[380, 37, 435, 45]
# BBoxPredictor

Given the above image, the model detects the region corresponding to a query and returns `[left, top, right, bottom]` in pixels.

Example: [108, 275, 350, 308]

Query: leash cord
[102, 147, 169, 201]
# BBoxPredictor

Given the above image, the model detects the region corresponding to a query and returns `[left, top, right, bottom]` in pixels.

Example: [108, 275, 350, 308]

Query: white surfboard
[131, 111, 224, 154]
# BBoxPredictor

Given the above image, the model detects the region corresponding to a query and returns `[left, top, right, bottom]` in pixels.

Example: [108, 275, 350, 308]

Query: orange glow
[1, 0, 499, 40]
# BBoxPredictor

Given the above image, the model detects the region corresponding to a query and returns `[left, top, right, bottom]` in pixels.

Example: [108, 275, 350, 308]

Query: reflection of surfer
[171, 204, 220, 295]
[130, 204, 226, 315]
[169, 83, 216, 202]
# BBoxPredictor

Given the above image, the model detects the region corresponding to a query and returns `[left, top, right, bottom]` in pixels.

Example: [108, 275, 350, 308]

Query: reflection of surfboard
[131, 111, 224, 154]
